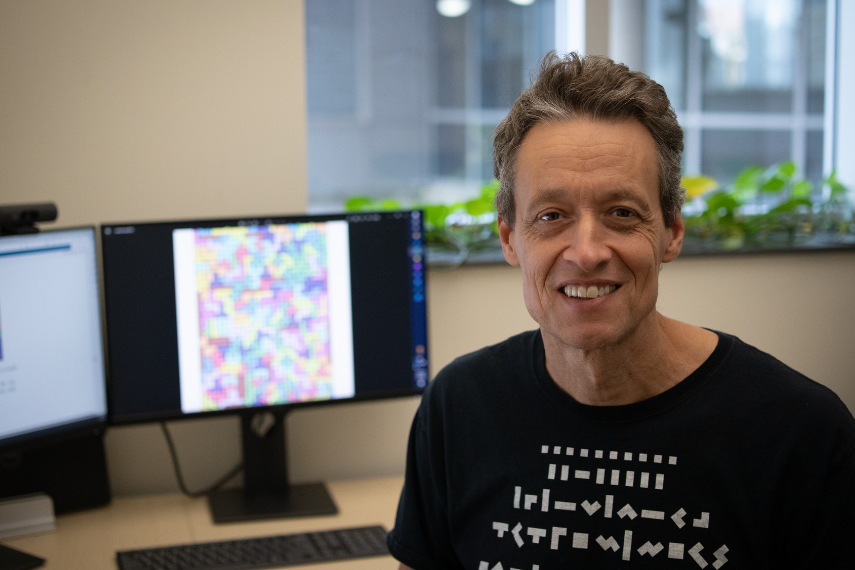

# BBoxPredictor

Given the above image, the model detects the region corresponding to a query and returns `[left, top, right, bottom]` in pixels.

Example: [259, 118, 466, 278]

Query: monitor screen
[0, 227, 107, 450]
[102, 211, 428, 425]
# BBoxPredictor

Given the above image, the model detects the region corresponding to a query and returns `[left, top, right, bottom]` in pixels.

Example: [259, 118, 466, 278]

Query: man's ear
[497, 215, 520, 266]
[662, 212, 685, 263]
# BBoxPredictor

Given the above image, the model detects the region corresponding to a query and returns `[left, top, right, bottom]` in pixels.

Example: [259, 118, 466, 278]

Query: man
[387, 52, 855, 569]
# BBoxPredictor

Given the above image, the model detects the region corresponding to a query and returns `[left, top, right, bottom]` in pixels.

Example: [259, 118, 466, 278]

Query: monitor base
[0, 544, 45, 570]
[208, 483, 338, 524]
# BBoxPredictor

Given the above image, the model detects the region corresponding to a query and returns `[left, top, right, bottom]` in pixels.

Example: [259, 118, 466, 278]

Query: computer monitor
[0, 227, 109, 510]
[101, 211, 428, 522]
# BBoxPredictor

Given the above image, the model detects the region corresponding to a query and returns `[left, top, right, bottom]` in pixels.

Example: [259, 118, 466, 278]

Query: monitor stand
[0, 544, 45, 570]
[207, 410, 338, 524]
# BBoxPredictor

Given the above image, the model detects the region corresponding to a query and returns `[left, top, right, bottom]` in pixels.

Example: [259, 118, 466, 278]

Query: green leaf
[769, 197, 811, 214]
[760, 176, 786, 193]
[791, 180, 812, 200]
[480, 179, 500, 203]
[830, 181, 847, 197]
[825, 169, 849, 197]
[379, 199, 402, 210]
[344, 196, 375, 211]
[777, 160, 796, 179]
[465, 197, 493, 217]
[733, 166, 764, 192]
[704, 191, 739, 217]
[421, 204, 450, 229]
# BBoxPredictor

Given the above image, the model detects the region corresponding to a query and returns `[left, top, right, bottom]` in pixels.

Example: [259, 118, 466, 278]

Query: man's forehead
[522, 117, 652, 150]
[512, 117, 661, 216]
[516, 119, 657, 180]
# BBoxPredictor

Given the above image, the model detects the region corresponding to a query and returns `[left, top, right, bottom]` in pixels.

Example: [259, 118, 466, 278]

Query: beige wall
[2, 1, 853, 497]
[0, 0, 306, 222]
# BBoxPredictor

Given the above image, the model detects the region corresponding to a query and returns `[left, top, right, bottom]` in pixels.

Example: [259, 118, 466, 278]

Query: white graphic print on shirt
[480, 444, 729, 569]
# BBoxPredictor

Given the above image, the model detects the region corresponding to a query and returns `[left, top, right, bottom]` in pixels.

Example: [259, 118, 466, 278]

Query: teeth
[563, 284, 618, 299]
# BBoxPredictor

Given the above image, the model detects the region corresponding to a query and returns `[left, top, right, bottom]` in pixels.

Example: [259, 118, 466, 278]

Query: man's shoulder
[424, 329, 540, 398]
[721, 331, 830, 389]
[444, 329, 539, 369]
[715, 330, 853, 421]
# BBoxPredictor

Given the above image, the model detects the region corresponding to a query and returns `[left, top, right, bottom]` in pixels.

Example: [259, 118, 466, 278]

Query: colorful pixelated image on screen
[193, 224, 331, 410]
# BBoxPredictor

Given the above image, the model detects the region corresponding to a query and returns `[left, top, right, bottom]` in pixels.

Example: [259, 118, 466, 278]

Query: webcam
[0, 202, 58, 235]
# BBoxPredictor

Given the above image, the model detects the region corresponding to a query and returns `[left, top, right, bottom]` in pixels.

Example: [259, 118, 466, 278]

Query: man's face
[498, 117, 684, 351]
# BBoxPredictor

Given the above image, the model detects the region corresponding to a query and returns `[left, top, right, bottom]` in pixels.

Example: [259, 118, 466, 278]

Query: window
[306, 0, 852, 260]
[635, 0, 852, 253]
[640, 0, 830, 185]
[306, 0, 566, 213]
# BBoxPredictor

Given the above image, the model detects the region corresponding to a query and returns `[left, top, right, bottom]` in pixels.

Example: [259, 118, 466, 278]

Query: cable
[160, 422, 243, 498]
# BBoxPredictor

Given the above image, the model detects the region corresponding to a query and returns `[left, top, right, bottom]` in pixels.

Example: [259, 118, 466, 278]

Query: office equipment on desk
[0, 222, 111, 569]
[0, 203, 57, 237]
[0, 544, 45, 570]
[0, 225, 111, 509]
[116, 524, 389, 570]
[0, 478, 404, 570]
[0, 494, 55, 540]
[101, 210, 429, 523]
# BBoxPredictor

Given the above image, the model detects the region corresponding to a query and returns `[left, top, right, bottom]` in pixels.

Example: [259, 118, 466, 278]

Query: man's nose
[561, 215, 612, 273]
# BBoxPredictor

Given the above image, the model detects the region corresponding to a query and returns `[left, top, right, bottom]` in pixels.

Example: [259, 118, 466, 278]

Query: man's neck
[543, 314, 718, 406]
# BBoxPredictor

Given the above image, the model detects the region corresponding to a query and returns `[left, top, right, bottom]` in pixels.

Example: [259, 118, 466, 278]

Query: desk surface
[1, 477, 404, 570]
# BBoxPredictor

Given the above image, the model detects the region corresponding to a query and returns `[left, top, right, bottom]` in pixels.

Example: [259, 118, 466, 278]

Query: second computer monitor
[102, 211, 428, 425]
[0, 227, 110, 513]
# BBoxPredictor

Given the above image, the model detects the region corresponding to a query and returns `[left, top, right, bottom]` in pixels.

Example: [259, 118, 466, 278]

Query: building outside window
[306, 0, 852, 262]
[640, 0, 831, 207]
[306, 0, 562, 213]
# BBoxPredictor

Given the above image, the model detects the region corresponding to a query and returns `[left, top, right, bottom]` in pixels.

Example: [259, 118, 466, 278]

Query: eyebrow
[524, 187, 655, 215]
[599, 189, 654, 210]
[524, 188, 568, 214]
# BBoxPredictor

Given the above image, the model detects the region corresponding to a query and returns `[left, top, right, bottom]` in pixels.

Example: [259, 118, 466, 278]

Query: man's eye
[613, 208, 635, 218]
[539, 212, 561, 221]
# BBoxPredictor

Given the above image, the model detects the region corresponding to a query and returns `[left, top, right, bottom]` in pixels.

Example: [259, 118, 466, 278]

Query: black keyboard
[116, 525, 389, 570]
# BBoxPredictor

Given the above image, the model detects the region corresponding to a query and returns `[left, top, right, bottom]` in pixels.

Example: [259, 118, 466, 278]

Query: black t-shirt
[388, 330, 855, 569]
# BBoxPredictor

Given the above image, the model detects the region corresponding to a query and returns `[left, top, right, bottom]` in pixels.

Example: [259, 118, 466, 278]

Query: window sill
[424, 231, 855, 268]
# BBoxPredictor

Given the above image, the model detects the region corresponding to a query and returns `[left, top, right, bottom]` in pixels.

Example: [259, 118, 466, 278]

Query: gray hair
[493, 51, 685, 228]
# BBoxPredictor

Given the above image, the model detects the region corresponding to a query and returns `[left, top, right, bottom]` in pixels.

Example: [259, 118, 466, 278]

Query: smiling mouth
[562, 284, 620, 299]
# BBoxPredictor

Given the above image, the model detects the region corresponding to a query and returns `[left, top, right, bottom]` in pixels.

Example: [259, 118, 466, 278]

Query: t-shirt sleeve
[784, 415, 855, 569]
[387, 382, 464, 570]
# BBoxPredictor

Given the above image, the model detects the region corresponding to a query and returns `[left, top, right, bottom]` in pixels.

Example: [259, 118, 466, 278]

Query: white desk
[1, 477, 404, 570]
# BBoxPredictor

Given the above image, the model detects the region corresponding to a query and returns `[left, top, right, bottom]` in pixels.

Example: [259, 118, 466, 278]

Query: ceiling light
[437, 0, 471, 17]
